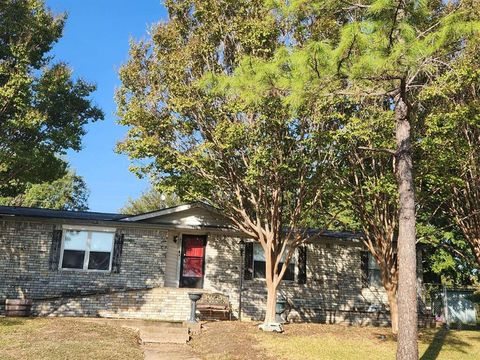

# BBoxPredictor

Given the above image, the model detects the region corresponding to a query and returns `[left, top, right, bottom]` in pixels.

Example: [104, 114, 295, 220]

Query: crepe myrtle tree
[116, 0, 338, 329]
[331, 103, 400, 333]
[118, 78, 337, 329]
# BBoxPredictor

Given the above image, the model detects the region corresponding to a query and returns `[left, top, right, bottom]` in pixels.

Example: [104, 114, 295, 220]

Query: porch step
[80, 318, 191, 344]
[140, 326, 190, 344]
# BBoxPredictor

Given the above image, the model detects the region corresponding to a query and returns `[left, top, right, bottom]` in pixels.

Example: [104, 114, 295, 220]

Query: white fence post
[443, 285, 450, 330]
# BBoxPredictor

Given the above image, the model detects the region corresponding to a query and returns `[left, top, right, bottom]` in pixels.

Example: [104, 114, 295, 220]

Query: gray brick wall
[0, 219, 168, 317]
[0, 218, 392, 324]
[203, 235, 390, 326]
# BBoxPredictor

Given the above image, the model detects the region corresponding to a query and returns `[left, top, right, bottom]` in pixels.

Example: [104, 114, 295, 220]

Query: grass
[1, 318, 478, 359]
[258, 328, 480, 360]
[0, 317, 143, 360]
[191, 321, 480, 360]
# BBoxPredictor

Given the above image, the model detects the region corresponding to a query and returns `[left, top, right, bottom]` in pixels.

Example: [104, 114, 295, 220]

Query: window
[368, 254, 382, 287]
[60, 228, 115, 271]
[361, 252, 382, 287]
[253, 243, 295, 281]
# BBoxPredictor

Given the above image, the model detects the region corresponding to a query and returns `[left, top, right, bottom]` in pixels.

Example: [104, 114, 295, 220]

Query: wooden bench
[196, 293, 231, 321]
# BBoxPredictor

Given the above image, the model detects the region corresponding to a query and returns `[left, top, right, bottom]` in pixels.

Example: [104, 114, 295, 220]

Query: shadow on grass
[420, 328, 475, 360]
[420, 328, 448, 360]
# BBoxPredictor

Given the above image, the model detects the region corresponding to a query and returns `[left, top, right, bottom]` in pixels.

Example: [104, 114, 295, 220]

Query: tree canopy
[120, 188, 180, 215]
[0, 0, 103, 197]
[0, 171, 89, 211]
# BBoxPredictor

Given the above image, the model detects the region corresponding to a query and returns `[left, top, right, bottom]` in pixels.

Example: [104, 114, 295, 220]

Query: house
[0, 203, 417, 325]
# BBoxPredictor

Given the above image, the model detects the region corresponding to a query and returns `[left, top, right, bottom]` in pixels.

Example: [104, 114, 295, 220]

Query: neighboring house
[0, 203, 419, 325]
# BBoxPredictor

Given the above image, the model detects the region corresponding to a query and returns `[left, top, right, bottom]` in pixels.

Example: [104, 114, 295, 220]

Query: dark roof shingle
[0, 206, 125, 221]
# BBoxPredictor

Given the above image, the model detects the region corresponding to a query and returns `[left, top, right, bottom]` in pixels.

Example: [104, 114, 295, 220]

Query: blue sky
[45, 0, 168, 213]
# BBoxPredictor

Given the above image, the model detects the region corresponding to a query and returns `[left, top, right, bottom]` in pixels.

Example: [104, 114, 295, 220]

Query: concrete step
[79, 318, 191, 345]
[140, 326, 190, 344]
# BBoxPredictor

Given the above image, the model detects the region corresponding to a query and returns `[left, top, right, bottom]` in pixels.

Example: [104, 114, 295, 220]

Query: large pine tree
[328, 1, 479, 358]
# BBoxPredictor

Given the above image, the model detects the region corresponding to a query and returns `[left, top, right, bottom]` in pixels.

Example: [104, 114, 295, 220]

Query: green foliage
[329, 1, 480, 95]
[120, 188, 180, 215]
[417, 26, 480, 272]
[117, 0, 480, 290]
[0, 0, 104, 197]
[116, 0, 334, 229]
[417, 222, 478, 284]
[117, 0, 279, 177]
[0, 171, 89, 211]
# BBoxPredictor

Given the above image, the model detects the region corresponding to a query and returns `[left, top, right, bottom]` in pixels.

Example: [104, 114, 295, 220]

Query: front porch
[33, 287, 217, 322]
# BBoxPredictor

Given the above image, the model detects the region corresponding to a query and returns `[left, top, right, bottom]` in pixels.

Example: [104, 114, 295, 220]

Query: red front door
[180, 235, 206, 288]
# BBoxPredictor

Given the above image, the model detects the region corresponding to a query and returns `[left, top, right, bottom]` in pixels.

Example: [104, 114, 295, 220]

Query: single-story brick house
[0, 202, 422, 324]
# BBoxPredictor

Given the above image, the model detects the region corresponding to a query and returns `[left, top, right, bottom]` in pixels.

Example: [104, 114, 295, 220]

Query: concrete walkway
[143, 343, 200, 360]
[82, 318, 200, 359]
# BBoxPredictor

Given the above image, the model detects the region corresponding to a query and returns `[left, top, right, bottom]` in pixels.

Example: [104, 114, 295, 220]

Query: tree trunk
[395, 82, 418, 360]
[264, 279, 278, 324]
[387, 289, 399, 335]
[263, 243, 279, 325]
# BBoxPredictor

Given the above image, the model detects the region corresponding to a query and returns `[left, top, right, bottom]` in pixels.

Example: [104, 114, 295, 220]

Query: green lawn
[191, 322, 480, 360]
[258, 327, 480, 360]
[0, 317, 143, 360]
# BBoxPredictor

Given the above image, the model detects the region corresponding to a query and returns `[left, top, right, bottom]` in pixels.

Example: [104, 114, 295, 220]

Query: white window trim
[59, 226, 116, 272]
[62, 224, 116, 232]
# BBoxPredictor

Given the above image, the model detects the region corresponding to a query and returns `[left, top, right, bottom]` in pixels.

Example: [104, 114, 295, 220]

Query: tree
[0, 0, 103, 197]
[120, 188, 180, 215]
[324, 2, 479, 358]
[248, 0, 478, 354]
[419, 35, 480, 269]
[0, 171, 89, 211]
[227, 1, 404, 334]
[117, 0, 337, 329]
[418, 227, 479, 285]
[331, 103, 401, 333]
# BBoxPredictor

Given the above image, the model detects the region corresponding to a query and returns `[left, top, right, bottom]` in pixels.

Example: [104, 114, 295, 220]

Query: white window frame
[252, 243, 296, 282]
[59, 225, 116, 272]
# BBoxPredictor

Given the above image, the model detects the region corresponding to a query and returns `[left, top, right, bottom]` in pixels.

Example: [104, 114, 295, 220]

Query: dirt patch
[275, 322, 392, 340]
[190, 321, 275, 360]
[189, 321, 393, 360]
